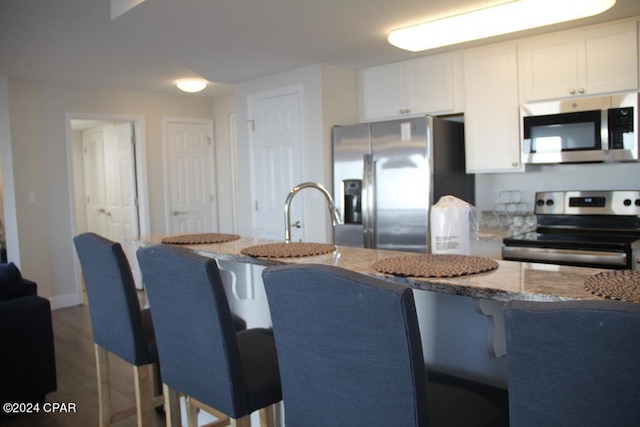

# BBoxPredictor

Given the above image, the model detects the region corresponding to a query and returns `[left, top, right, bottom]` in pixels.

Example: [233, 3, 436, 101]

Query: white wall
[213, 93, 238, 233]
[6, 79, 49, 295]
[4, 79, 216, 307]
[321, 65, 362, 199]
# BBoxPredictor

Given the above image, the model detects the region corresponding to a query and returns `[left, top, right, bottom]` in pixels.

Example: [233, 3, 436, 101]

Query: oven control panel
[534, 190, 640, 215]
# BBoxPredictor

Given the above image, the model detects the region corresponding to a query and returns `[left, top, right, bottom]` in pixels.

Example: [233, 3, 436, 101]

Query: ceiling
[2, 0, 640, 97]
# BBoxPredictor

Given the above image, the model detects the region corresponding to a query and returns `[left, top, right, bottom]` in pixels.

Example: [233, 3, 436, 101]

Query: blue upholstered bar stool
[262, 264, 507, 427]
[73, 232, 163, 427]
[137, 244, 282, 427]
[504, 299, 640, 427]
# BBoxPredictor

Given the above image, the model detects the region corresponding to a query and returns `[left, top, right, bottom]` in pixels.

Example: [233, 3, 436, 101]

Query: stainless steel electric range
[502, 190, 640, 270]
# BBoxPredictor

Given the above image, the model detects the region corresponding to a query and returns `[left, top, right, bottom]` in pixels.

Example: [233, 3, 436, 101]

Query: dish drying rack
[485, 190, 536, 235]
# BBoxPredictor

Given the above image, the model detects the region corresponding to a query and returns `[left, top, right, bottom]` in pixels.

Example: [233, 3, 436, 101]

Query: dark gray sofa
[0, 263, 57, 414]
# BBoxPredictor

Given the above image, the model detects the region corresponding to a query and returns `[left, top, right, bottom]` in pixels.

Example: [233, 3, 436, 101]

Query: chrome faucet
[284, 182, 342, 243]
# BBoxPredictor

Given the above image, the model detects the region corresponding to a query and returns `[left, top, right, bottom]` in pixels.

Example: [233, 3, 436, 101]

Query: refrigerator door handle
[362, 153, 376, 248]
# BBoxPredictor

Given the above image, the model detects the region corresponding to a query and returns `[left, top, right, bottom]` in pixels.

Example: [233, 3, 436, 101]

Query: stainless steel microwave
[521, 92, 639, 164]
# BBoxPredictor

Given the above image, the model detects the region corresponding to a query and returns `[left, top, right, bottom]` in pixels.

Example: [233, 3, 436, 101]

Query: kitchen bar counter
[132, 235, 608, 303]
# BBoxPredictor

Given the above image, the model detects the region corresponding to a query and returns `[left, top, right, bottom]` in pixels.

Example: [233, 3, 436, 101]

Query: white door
[103, 122, 142, 286]
[165, 120, 217, 233]
[249, 91, 304, 241]
[82, 122, 142, 287]
[82, 129, 109, 237]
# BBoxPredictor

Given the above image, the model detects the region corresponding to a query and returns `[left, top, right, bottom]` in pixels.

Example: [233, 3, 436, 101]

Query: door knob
[293, 221, 302, 228]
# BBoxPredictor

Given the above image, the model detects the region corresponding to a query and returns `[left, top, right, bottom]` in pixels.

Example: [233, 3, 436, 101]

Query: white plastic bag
[430, 195, 476, 255]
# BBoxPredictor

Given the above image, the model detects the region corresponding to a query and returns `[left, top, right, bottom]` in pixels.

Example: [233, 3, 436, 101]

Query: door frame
[65, 112, 149, 303]
[161, 117, 216, 233]
[228, 113, 238, 233]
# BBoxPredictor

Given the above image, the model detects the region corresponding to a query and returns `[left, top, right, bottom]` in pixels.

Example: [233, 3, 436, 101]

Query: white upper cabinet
[464, 43, 523, 174]
[519, 20, 639, 102]
[360, 53, 461, 121]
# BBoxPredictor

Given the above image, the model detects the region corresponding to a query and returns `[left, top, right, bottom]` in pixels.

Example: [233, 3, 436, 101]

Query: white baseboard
[50, 292, 83, 310]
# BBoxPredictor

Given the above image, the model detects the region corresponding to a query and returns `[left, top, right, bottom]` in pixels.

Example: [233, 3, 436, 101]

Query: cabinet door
[360, 54, 458, 121]
[360, 64, 406, 120]
[464, 43, 523, 173]
[519, 20, 639, 102]
[405, 55, 455, 115]
[579, 20, 638, 96]
[519, 33, 578, 102]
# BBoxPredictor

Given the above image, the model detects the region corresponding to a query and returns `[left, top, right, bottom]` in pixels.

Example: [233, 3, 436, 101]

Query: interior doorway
[162, 118, 218, 234]
[248, 88, 304, 241]
[68, 114, 149, 294]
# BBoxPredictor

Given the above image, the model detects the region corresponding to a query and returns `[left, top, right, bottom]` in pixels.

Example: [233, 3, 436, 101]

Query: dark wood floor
[1, 301, 167, 427]
[2, 294, 509, 427]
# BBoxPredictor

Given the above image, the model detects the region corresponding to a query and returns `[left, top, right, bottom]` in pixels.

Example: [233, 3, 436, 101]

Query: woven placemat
[161, 233, 241, 245]
[240, 242, 336, 258]
[584, 270, 640, 303]
[372, 254, 499, 278]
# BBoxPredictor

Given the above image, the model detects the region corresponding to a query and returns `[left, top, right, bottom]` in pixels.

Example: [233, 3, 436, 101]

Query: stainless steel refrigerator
[332, 115, 474, 253]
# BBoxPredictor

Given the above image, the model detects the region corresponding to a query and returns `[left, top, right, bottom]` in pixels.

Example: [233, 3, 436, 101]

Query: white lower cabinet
[463, 43, 523, 173]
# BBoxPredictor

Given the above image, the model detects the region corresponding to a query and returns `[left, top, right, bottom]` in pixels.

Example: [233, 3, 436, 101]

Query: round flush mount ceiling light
[176, 78, 208, 93]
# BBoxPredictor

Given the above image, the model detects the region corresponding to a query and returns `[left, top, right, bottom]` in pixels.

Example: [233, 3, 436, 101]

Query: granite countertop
[131, 235, 609, 303]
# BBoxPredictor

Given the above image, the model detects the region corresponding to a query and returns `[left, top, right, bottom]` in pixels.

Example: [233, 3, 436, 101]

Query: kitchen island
[131, 234, 616, 390]
[132, 235, 607, 303]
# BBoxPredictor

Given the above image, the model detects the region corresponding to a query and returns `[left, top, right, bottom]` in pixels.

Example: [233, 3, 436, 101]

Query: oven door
[502, 246, 629, 269]
[502, 230, 636, 270]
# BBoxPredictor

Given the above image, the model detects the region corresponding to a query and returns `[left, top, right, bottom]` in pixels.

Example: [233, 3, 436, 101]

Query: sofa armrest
[0, 262, 37, 300]
[16, 278, 37, 297]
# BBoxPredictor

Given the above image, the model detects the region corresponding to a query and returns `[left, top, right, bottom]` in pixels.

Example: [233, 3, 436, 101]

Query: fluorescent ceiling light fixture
[111, 0, 146, 20]
[176, 79, 208, 93]
[388, 0, 616, 52]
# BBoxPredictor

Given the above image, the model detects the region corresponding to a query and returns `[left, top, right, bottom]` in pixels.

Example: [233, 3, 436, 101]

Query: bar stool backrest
[504, 299, 640, 427]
